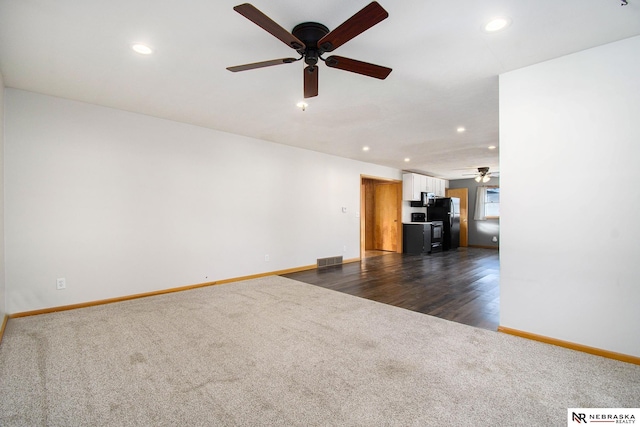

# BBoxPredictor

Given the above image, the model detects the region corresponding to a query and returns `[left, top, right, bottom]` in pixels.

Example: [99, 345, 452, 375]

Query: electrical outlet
[264, 254, 270, 262]
[56, 278, 66, 290]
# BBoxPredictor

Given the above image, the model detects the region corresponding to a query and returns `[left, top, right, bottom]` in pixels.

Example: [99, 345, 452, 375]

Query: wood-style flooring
[282, 248, 500, 331]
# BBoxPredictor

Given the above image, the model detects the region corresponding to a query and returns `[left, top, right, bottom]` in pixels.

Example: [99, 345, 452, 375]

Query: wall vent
[317, 255, 343, 268]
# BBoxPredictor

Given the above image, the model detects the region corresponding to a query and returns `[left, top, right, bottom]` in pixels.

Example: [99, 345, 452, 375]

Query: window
[474, 186, 500, 220]
[485, 187, 500, 218]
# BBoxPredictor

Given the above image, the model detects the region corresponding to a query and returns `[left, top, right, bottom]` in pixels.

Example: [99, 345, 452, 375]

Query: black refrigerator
[427, 197, 460, 250]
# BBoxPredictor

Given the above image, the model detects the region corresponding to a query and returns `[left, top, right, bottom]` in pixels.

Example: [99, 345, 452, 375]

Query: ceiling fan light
[482, 175, 491, 183]
[475, 175, 482, 182]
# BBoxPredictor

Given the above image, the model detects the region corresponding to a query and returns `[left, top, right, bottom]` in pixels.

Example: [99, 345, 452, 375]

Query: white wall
[0, 72, 5, 319]
[500, 36, 640, 357]
[4, 89, 401, 314]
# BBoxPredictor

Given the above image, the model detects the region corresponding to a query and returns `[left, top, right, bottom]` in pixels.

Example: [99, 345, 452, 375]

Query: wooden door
[446, 187, 468, 247]
[374, 182, 401, 252]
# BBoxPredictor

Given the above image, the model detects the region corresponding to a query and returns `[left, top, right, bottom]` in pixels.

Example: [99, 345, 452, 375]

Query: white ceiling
[1, 0, 639, 179]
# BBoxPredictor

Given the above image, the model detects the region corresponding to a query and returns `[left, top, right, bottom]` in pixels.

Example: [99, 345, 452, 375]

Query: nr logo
[572, 412, 587, 423]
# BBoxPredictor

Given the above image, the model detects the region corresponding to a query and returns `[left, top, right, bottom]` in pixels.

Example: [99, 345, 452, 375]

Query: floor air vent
[317, 256, 343, 268]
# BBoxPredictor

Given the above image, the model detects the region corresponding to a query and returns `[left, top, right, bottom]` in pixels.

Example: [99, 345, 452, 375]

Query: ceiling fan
[463, 167, 499, 183]
[226, 2, 392, 98]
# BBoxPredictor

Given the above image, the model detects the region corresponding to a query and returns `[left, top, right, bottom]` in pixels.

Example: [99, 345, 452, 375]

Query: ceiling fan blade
[318, 2, 388, 53]
[233, 3, 306, 51]
[324, 55, 392, 79]
[227, 57, 298, 72]
[304, 66, 319, 98]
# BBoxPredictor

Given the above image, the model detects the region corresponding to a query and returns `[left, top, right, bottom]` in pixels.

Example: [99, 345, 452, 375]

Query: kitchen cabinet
[403, 173, 448, 199]
[402, 173, 427, 201]
[429, 177, 447, 197]
[425, 176, 435, 194]
[403, 223, 432, 254]
[434, 179, 445, 197]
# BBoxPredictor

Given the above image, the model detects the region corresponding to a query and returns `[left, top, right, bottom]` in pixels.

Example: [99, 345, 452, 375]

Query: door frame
[360, 175, 403, 257]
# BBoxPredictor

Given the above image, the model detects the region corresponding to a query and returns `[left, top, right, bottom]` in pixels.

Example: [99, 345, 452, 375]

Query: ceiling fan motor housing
[292, 22, 330, 66]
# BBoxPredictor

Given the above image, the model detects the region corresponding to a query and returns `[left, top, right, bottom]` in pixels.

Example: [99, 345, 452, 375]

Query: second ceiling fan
[463, 167, 499, 183]
[226, 2, 392, 98]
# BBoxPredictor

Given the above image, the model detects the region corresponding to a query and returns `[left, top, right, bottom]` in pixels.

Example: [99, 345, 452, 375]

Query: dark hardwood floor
[282, 248, 500, 331]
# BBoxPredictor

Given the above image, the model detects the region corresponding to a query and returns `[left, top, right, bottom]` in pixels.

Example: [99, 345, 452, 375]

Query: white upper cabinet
[403, 173, 447, 199]
[402, 173, 426, 200]
[425, 176, 435, 194]
[434, 179, 445, 197]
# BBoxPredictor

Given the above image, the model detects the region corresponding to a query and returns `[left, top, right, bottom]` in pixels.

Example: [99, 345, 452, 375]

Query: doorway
[446, 187, 468, 247]
[361, 176, 403, 257]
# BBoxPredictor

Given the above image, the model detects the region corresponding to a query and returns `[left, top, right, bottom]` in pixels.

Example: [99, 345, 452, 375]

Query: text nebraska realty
[573, 412, 636, 423]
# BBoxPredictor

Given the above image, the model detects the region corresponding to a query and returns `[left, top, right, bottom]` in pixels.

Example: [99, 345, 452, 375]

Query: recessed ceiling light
[404, 158, 411, 162]
[488, 145, 497, 150]
[132, 43, 153, 55]
[362, 146, 370, 152]
[484, 17, 511, 33]
[457, 127, 466, 133]
[296, 101, 308, 111]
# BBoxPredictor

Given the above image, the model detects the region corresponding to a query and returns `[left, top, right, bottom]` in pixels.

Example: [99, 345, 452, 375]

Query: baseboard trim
[9, 263, 323, 319]
[498, 326, 640, 366]
[0, 314, 8, 344]
[467, 245, 499, 250]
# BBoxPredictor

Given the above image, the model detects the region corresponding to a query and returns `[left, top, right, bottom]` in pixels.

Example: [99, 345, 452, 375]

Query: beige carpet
[0, 276, 638, 426]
